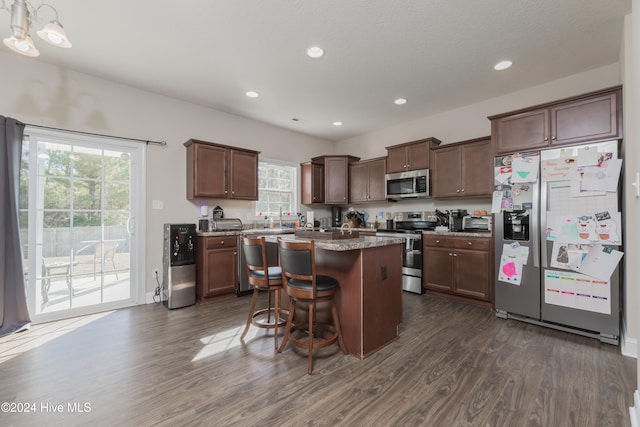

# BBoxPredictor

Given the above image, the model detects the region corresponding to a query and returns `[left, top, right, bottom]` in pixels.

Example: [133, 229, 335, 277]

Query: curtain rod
[26, 123, 167, 147]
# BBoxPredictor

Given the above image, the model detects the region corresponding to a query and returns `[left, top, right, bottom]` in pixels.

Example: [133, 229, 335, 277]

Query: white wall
[0, 51, 335, 298]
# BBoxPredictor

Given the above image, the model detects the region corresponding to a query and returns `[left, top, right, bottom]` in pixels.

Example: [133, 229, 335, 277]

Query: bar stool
[277, 237, 346, 374]
[240, 236, 287, 348]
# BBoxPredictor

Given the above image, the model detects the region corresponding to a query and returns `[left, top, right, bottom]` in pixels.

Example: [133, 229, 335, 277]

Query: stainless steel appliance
[385, 169, 430, 200]
[448, 209, 467, 232]
[162, 223, 197, 309]
[462, 215, 492, 232]
[331, 206, 342, 227]
[494, 140, 622, 344]
[376, 211, 439, 294]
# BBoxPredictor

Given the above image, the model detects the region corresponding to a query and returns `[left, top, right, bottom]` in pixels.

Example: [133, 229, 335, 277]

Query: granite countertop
[263, 234, 404, 251]
[422, 230, 493, 238]
[197, 228, 295, 237]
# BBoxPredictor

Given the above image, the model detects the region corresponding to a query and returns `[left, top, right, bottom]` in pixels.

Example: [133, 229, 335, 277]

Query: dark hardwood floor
[0, 292, 635, 426]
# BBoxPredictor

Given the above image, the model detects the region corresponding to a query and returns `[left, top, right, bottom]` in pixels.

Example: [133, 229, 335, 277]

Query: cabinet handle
[449, 253, 453, 256]
[224, 190, 228, 194]
[220, 240, 225, 245]
[460, 189, 464, 192]
[551, 136, 556, 140]
[453, 253, 458, 257]
[436, 240, 440, 243]
[544, 137, 549, 141]
[456, 189, 460, 193]
[468, 242, 472, 246]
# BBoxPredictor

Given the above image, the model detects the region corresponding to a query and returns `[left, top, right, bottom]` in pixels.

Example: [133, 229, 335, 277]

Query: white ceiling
[1, 0, 632, 141]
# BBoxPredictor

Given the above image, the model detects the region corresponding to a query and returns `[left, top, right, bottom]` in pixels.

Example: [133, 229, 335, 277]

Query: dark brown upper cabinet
[385, 137, 441, 174]
[490, 86, 622, 154]
[185, 139, 259, 200]
[311, 155, 360, 205]
[432, 137, 493, 199]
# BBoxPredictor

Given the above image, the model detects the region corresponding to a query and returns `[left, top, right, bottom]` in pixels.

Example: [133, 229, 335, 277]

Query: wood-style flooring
[0, 292, 635, 426]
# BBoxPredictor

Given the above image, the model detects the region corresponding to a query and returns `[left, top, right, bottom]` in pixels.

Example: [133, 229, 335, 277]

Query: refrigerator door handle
[538, 178, 546, 268]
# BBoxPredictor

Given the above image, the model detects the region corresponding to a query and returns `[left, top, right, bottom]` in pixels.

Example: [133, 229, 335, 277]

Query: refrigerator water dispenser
[503, 210, 530, 241]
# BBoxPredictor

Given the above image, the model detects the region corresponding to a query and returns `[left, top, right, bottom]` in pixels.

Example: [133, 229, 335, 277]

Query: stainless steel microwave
[385, 169, 430, 200]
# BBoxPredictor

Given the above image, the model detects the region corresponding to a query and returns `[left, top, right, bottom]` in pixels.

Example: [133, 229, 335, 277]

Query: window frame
[251, 158, 299, 222]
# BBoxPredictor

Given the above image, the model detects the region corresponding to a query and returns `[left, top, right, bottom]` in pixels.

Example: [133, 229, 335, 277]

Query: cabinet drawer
[423, 235, 490, 250]
[204, 236, 238, 249]
[451, 238, 490, 250]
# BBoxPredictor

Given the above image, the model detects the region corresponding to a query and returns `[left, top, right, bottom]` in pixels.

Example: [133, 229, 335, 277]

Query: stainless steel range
[376, 211, 440, 294]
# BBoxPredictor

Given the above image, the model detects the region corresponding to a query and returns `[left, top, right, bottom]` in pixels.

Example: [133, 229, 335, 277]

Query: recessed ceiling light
[332, 121, 343, 126]
[494, 60, 513, 71]
[307, 46, 325, 58]
[245, 91, 259, 98]
[394, 98, 408, 105]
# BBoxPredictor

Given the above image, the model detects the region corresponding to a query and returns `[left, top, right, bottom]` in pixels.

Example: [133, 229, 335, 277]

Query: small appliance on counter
[331, 206, 342, 227]
[198, 218, 210, 232]
[448, 209, 468, 232]
[462, 215, 492, 232]
[162, 223, 197, 309]
[210, 217, 243, 231]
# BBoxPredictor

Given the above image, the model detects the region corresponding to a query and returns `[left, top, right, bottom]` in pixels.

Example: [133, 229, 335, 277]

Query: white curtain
[0, 116, 31, 336]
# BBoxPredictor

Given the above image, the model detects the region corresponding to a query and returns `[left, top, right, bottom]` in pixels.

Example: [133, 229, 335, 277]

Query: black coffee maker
[331, 206, 342, 227]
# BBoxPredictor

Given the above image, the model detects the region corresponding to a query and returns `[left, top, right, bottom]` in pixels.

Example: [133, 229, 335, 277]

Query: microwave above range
[385, 169, 430, 200]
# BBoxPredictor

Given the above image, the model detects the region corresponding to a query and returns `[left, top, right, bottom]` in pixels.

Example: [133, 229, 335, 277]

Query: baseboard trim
[630, 390, 640, 427]
[622, 318, 638, 358]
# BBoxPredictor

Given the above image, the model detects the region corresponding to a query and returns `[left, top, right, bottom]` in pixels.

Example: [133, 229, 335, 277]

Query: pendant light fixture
[2, 0, 71, 57]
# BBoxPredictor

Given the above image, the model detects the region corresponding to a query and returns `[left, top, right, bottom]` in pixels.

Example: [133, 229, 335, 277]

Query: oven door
[376, 231, 423, 294]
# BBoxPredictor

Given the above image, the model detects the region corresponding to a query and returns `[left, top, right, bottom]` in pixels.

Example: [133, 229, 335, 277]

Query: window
[255, 160, 297, 218]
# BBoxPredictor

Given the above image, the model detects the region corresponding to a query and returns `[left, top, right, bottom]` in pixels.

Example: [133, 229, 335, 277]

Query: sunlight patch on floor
[0, 311, 115, 365]
[192, 325, 260, 362]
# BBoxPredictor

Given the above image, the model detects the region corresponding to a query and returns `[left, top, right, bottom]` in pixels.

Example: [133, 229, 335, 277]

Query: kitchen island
[266, 234, 404, 359]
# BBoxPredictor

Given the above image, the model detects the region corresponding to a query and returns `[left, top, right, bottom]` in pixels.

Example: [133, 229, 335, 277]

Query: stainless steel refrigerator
[494, 140, 622, 344]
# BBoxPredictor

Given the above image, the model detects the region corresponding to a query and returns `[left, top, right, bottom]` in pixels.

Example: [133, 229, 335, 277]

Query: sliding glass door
[20, 128, 145, 323]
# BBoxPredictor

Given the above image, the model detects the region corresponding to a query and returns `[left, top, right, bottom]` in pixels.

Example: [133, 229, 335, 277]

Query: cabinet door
[349, 162, 369, 203]
[423, 247, 454, 292]
[229, 150, 258, 200]
[493, 108, 549, 154]
[386, 146, 408, 174]
[301, 162, 325, 204]
[367, 158, 387, 201]
[551, 92, 620, 146]
[324, 157, 349, 204]
[460, 139, 493, 197]
[406, 142, 429, 171]
[454, 249, 490, 300]
[189, 143, 227, 198]
[431, 146, 460, 198]
[205, 247, 237, 297]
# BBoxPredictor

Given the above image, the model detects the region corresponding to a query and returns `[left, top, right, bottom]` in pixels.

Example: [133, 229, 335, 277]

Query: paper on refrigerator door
[541, 157, 576, 181]
[502, 243, 529, 265]
[491, 190, 503, 214]
[544, 270, 610, 314]
[498, 254, 523, 286]
[573, 245, 624, 281]
[511, 155, 539, 183]
[546, 212, 621, 244]
[576, 146, 600, 166]
[550, 242, 589, 270]
[578, 159, 622, 193]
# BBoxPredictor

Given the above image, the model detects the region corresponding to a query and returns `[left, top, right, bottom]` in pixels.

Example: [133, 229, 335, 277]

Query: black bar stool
[240, 236, 287, 348]
[277, 237, 346, 374]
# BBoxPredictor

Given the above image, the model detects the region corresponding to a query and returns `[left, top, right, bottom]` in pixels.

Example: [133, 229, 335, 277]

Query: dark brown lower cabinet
[196, 236, 238, 302]
[423, 235, 492, 307]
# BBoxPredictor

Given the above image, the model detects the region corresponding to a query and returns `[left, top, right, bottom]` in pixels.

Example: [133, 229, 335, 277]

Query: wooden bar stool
[240, 236, 287, 348]
[276, 237, 346, 374]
